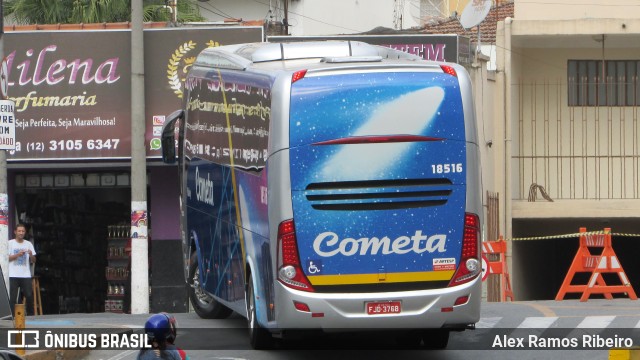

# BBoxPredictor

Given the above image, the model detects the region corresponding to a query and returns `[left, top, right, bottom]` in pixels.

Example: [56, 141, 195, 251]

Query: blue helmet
[160, 312, 178, 343]
[144, 313, 173, 343]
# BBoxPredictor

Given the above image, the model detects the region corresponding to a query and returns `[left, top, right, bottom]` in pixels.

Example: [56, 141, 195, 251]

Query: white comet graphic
[320, 86, 445, 179]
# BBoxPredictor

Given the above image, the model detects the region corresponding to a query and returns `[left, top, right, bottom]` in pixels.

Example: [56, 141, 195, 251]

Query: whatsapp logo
[150, 138, 161, 150]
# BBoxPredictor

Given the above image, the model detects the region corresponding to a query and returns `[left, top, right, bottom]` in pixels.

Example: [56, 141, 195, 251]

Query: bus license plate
[366, 301, 401, 315]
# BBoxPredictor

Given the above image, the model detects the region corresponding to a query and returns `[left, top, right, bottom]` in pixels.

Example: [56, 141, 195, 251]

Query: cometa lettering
[313, 230, 446, 257]
[195, 167, 214, 206]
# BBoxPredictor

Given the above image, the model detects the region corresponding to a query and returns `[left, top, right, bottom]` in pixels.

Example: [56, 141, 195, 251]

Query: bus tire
[246, 274, 274, 349]
[188, 252, 232, 319]
[422, 329, 449, 349]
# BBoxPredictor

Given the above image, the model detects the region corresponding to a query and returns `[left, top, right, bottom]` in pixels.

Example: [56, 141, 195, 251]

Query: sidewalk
[1, 313, 151, 360]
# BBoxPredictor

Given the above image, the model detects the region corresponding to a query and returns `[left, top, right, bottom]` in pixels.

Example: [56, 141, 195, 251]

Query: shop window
[16, 173, 130, 188]
[568, 60, 640, 106]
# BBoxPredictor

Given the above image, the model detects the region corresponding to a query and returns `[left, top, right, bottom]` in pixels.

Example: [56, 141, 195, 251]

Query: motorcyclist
[161, 312, 188, 360]
[137, 313, 182, 360]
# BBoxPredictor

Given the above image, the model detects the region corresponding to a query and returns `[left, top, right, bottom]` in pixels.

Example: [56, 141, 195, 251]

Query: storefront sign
[0, 100, 16, 150]
[3, 26, 263, 161]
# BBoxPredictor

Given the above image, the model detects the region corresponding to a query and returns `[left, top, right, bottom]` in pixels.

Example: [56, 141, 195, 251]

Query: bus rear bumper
[271, 277, 481, 331]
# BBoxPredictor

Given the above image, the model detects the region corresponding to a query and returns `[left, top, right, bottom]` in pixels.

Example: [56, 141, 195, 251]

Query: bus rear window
[289, 71, 464, 147]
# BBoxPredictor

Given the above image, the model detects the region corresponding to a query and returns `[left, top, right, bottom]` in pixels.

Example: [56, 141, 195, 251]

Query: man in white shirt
[8, 224, 36, 316]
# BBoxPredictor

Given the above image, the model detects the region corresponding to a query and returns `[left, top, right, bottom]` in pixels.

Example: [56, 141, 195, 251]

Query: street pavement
[1, 299, 640, 359]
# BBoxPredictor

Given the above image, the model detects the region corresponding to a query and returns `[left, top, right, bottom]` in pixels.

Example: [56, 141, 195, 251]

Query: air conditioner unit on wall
[116, 174, 130, 186]
[55, 175, 70, 187]
[86, 174, 100, 186]
[41, 175, 54, 187]
[101, 174, 116, 186]
[70, 174, 85, 187]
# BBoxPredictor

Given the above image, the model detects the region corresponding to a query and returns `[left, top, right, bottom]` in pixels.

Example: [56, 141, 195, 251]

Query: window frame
[568, 59, 640, 107]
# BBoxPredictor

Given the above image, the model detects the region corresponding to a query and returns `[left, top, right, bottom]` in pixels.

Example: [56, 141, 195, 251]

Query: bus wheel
[422, 329, 449, 349]
[246, 275, 274, 349]
[188, 252, 232, 319]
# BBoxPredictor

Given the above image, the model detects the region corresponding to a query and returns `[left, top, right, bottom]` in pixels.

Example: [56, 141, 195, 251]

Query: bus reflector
[277, 219, 315, 292]
[292, 70, 307, 83]
[448, 213, 480, 287]
[293, 301, 310, 312]
[440, 65, 457, 77]
[454, 295, 469, 306]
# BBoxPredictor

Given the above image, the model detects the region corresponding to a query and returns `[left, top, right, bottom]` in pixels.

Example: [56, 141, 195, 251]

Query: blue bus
[161, 41, 483, 349]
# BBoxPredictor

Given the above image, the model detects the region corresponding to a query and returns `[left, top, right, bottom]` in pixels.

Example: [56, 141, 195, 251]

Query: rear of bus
[272, 61, 482, 336]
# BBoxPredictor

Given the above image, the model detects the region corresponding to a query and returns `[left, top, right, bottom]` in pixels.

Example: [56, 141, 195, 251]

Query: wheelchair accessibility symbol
[306, 260, 322, 274]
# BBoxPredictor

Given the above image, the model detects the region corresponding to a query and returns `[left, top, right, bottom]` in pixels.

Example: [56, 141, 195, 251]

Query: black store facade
[5, 25, 263, 314]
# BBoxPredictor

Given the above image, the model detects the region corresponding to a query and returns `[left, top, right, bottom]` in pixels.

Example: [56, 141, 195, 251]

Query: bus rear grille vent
[304, 179, 453, 211]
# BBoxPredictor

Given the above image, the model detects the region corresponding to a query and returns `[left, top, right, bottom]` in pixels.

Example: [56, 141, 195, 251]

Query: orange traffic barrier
[555, 227, 637, 302]
[482, 237, 514, 301]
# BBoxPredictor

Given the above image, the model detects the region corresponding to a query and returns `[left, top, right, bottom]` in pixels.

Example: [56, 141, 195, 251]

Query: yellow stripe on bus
[216, 69, 246, 270]
[307, 271, 455, 285]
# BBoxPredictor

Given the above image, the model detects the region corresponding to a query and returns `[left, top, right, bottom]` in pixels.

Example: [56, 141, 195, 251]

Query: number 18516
[431, 163, 463, 174]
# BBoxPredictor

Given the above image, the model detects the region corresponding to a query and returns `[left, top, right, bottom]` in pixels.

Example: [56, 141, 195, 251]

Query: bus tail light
[277, 219, 315, 292]
[440, 65, 457, 77]
[448, 213, 480, 287]
[291, 70, 307, 83]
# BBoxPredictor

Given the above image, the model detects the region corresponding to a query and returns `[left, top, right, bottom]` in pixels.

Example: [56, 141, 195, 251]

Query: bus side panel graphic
[186, 162, 273, 318]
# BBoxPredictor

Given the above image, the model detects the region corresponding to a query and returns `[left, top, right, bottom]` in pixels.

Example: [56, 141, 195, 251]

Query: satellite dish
[459, 0, 492, 29]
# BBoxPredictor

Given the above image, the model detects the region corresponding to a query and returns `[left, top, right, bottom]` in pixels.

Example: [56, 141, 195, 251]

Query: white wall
[197, 0, 423, 36]
[196, 0, 273, 23]
[515, 0, 639, 21]
[288, 0, 393, 35]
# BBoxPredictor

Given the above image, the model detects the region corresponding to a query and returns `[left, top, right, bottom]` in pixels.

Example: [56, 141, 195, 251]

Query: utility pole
[283, 0, 289, 35]
[168, 0, 178, 25]
[130, 0, 149, 314]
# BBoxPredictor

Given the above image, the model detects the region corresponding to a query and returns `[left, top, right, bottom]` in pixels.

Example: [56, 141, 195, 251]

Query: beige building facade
[491, 0, 640, 299]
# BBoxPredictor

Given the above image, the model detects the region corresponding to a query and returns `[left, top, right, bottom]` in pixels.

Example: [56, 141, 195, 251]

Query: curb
[610, 348, 640, 360]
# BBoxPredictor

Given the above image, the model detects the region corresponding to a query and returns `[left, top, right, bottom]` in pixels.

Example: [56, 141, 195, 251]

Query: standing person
[137, 313, 181, 360]
[8, 224, 36, 316]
